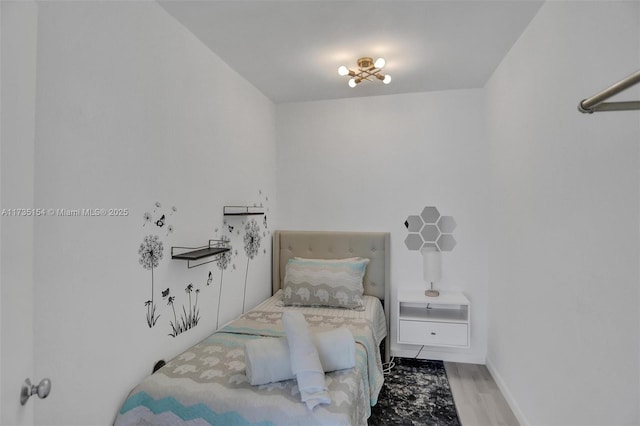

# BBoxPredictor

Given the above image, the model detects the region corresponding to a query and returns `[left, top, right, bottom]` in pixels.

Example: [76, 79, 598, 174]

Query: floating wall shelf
[171, 239, 231, 269]
[223, 206, 264, 216]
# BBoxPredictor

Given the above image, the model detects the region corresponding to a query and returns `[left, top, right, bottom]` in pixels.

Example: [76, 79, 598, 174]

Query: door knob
[20, 378, 51, 405]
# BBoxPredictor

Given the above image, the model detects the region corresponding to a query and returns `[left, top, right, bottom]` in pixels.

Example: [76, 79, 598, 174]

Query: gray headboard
[272, 230, 391, 361]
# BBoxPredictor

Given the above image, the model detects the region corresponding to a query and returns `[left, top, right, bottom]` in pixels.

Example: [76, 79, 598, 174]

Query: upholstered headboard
[272, 230, 391, 361]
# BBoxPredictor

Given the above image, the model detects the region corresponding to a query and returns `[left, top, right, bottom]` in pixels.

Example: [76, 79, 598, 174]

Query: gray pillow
[282, 257, 370, 309]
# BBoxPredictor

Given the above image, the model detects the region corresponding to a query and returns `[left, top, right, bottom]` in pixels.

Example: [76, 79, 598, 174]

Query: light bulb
[383, 74, 392, 84]
[338, 65, 349, 76]
[348, 78, 357, 88]
[374, 57, 386, 69]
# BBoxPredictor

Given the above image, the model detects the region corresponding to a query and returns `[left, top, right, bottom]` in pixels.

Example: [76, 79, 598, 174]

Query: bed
[115, 230, 391, 426]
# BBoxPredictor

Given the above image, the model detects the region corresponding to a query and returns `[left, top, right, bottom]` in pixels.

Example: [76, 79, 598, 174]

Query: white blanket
[244, 327, 355, 386]
[282, 311, 331, 410]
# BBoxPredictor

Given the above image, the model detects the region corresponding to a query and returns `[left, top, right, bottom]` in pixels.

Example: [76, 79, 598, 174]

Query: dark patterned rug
[369, 358, 461, 426]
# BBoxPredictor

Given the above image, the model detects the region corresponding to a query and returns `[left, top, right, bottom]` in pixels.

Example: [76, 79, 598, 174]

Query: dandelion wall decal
[244, 219, 261, 259]
[143, 212, 152, 227]
[215, 235, 232, 329]
[166, 284, 201, 337]
[139, 234, 164, 327]
[185, 283, 194, 327]
[242, 219, 261, 313]
[184, 284, 200, 333]
[139, 234, 163, 269]
[138, 200, 180, 334]
[167, 296, 179, 337]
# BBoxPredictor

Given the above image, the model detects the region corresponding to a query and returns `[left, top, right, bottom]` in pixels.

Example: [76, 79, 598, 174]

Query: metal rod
[579, 70, 640, 113]
[581, 101, 640, 113]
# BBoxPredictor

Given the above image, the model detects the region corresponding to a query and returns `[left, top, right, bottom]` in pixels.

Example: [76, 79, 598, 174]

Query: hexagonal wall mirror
[437, 216, 457, 234]
[404, 215, 423, 232]
[404, 233, 423, 251]
[421, 206, 440, 224]
[437, 234, 457, 252]
[420, 224, 440, 242]
[404, 206, 457, 252]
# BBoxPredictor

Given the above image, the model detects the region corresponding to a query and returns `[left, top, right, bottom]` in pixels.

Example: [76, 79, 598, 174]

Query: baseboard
[485, 357, 529, 426]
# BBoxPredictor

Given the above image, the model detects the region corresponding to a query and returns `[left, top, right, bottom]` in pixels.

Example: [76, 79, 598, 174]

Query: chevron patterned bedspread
[114, 292, 387, 426]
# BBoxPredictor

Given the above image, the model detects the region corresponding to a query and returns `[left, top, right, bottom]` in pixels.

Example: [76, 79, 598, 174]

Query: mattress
[114, 291, 387, 426]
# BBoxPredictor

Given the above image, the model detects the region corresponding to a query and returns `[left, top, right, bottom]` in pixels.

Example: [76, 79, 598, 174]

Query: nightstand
[397, 289, 470, 348]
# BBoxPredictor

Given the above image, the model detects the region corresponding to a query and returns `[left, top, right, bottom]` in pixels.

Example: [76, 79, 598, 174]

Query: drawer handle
[430, 332, 436, 335]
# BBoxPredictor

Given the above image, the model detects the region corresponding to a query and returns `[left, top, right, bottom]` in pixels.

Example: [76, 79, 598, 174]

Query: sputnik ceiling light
[338, 57, 391, 88]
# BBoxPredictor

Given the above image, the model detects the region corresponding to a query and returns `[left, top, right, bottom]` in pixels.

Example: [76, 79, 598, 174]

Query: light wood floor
[445, 362, 520, 426]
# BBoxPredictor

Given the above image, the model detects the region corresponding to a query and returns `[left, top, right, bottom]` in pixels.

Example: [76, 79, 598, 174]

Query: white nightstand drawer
[399, 320, 468, 347]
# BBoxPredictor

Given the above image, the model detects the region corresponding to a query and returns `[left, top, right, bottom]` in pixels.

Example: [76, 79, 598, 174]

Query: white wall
[2, 1, 277, 424]
[5, 1, 639, 425]
[277, 89, 489, 364]
[485, 2, 639, 425]
[0, 1, 38, 424]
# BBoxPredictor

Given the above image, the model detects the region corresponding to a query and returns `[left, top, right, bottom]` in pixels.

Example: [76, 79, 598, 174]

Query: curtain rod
[578, 69, 640, 113]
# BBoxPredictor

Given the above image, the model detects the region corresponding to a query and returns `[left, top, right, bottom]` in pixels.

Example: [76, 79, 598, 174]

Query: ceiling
[159, 1, 544, 104]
